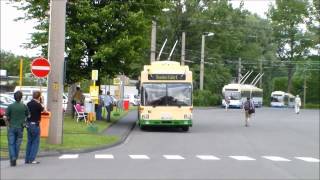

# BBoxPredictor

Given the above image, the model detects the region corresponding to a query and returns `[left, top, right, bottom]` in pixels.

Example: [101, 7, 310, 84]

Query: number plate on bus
[161, 113, 172, 120]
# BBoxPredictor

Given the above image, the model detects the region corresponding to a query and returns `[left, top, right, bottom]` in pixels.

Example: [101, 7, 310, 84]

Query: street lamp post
[200, 32, 214, 90]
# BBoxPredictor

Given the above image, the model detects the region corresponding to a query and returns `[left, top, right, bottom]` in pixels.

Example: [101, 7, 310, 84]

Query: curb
[0, 113, 136, 161]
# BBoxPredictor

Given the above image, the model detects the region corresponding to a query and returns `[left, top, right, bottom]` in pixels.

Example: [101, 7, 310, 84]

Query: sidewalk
[0, 111, 137, 160]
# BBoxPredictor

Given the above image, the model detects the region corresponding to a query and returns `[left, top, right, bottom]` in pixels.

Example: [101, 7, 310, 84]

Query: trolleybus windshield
[142, 83, 192, 106]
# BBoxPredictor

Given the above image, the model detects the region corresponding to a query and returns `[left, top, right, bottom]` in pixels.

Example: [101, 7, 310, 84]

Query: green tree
[268, 0, 311, 93]
[14, 0, 166, 84]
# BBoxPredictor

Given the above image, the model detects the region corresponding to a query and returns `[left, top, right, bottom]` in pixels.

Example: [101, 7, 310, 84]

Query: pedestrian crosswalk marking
[229, 156, 256, 161]
[59, 154, 79, 159]
[295, 157, 320, 162]
[196, 155, 220, 160]
[262, 156, 291, 162]
[95, 154, 114, 159]
[163, 155, 185, 160]
[129, 155, 150, 159]
[57, 154, 319, 163]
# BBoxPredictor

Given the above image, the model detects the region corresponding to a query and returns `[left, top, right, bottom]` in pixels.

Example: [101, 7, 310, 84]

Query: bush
[193, 90, 220, 106]
[304, 104, 320, 109]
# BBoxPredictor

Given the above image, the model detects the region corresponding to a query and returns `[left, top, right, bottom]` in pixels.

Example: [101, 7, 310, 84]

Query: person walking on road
[4, 91, 30, 167]
[295, 95, 301, 114]
[25, 91, 45, 164]
[243, 97, 255, 127]
[96, 90, 104, 120]
[71, 86, 84, 118]
[104, 91, 113, 122]
[225, 96, 231, 111]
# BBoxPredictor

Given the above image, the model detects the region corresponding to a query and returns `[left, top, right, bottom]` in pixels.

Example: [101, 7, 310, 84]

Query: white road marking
[59, 154, 79, 159]
[262, 156, 291, 162]
[229, 156, 256, 161]
[295, 157, 320, 162]
[129, 155, 150, 159]
[163, 155, 185, 160]
[31, 66, 50, 70]
[196, 155, 220, 160]
[95, 154, 114, 159]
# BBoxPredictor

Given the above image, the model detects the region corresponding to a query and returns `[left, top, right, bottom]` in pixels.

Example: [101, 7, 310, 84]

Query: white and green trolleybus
[138, 61, 193, 131]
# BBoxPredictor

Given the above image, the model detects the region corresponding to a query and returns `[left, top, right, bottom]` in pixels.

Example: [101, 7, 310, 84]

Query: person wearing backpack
[243, 97, 255, 127]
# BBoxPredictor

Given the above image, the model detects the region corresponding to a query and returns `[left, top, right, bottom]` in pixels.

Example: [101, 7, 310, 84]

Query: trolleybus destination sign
[148, 74, 186, 80]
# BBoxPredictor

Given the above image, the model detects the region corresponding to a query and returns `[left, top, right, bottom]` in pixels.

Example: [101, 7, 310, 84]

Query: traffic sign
[92, 70, 98, 81]
[31, 57, 51, 78]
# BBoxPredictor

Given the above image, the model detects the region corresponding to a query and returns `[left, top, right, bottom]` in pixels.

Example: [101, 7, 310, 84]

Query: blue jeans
[7, 127, 23, 161]
[96, 105, 103, 120]
[105, 105, 111, 122]
[25, 124, 40, 162]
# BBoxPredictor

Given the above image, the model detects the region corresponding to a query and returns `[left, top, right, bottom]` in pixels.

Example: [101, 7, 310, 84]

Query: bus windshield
[271, 95, 283, 102]
[142, 83, 192, 106]
[224, 91, 241, 100]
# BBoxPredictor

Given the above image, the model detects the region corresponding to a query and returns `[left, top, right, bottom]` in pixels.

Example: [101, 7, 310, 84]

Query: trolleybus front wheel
[181, 126, 189, 132]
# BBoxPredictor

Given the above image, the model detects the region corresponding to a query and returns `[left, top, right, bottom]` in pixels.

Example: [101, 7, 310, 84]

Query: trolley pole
[47, 0, 67, 144]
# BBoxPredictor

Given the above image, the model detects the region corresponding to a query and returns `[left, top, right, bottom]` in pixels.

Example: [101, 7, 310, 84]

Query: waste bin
[123, 99, 129, 111]
[40, 112, 51, 137]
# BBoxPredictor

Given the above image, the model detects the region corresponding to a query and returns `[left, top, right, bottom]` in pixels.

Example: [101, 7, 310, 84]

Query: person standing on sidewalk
[71, 86, 84, 118]
[104, 91, 113, 122]
[25, 91, 45, 164]
[295, 95, 301, 114]
[4, 91, 30, 167]
[96, 90, 104, 120]
[243, 97, 255, 127]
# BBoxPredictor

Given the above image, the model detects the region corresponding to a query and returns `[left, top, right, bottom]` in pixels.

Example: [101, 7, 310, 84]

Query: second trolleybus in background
[138, 61, 193, 131]
[222, 83, 263, 108]
[270, 91, 295, 108]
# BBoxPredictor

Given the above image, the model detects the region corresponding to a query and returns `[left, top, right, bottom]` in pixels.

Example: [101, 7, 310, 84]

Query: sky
[0, 0, 275, 57]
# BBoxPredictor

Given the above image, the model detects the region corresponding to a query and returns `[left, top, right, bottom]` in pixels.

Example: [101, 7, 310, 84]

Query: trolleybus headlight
[184, 114, 192, 119]
[142, 114, 149, 119]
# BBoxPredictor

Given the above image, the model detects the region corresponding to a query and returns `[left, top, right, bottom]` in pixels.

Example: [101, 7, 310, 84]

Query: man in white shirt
[104, 91, 113, 122]
[295, 95, 301, 114]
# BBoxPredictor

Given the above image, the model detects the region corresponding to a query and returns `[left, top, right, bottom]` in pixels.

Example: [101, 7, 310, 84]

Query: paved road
[1, 108, 319, 179]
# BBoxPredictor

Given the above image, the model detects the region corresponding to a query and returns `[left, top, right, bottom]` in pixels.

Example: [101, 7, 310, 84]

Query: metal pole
[150, 20, 156, 63]
[156, 38, 167, 61]
[200, 35, 205, 90]
[259, 58, 263, 87]
[181, 32, 186, 65]
[19, 59, 23, 89]
[303, 72, 307, 107]
[47, 0, 67, 144]
[238, 57, 241, 83]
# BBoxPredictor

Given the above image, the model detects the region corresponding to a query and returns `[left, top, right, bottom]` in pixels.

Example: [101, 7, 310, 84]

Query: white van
[14, 86, 68, 110]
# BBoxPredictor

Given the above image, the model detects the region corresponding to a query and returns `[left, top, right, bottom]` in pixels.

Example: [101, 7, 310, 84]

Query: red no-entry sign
[31, 57, 51, 78]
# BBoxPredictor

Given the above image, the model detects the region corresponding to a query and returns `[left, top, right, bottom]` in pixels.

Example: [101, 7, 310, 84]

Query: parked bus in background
[222, 83, 263, 108]
[270, 91, 295, 108]
[138, 61, 193, 131]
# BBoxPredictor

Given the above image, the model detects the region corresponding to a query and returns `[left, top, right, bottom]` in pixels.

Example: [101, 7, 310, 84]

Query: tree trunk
[65, 83, 78, 115]
[287, 64, 294, 93]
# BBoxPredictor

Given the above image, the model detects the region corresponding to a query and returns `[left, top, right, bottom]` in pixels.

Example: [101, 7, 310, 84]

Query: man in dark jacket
[4, 91, 29, 167]
[25, 91, 44, 164]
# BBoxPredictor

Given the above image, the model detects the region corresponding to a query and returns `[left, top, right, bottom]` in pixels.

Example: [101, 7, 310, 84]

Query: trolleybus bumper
[139, 119, 192, 127]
